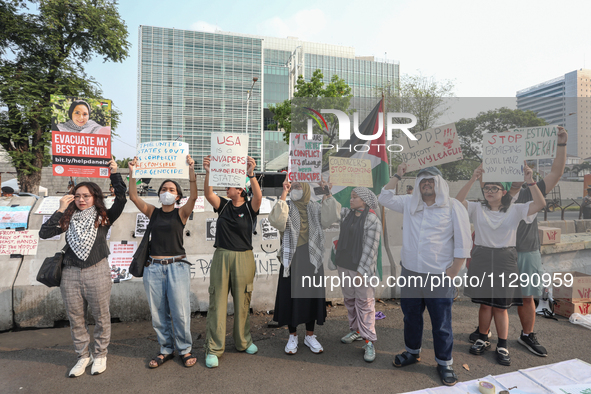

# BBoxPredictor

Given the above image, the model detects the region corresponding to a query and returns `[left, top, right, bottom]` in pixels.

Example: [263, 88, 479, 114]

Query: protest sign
[134, 141, 190, 179]
[209, 133, 249, 187]
[396, 123, 462, 171]
[34, 197, 62, 214]
[206, 218, 217, 241]
[0, 206, 32, 229]
[0, 230, 39, 255]
[288, 133, 322, 183]
[482, 132, 526, 182]
[507, 125, 559, 160]
[260, 218, 279, 240]
[135, 213, 149, 237]
[108, 241, 137, 281]
[329, 157, 373, 187]
[259, 198, 272, 214]
[50, 95, 112, 178]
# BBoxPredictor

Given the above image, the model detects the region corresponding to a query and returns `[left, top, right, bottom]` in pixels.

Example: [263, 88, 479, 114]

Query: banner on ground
[50, 95, 112, 178]
[396, 123, 462, 172]
[329, 157, 373, 187]
[209, 133, 249, 188]
[0, 230, 39, 255]
[507, 125, 560, 160]
[0, 206, 32, 229]
[482, 132, 525, 182]
[288, 133, 322, 183]
[134, 141, 190, 179]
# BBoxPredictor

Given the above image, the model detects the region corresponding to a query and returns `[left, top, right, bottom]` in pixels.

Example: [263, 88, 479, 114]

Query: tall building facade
[138, 26, 399, 170]
[516, 69, 591, 159]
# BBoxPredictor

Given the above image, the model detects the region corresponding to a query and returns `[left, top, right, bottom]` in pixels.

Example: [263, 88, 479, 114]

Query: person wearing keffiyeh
[39, 158, 126, 378]
[269, 174, 341, 356]
[56, 100, 109, 134]
[335, 187, 381, 363]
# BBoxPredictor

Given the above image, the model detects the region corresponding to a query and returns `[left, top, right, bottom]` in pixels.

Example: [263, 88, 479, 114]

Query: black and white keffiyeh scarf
[66, 205, 98, 261]
[281, 201, 324, 277]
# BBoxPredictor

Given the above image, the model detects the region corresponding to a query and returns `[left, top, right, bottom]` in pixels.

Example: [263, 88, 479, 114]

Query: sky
[83, 0, 591, 159]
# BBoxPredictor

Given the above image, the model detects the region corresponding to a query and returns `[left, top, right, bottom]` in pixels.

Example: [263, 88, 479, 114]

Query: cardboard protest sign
[0, 230, 39, 255]
[176, 196, 205, 212]
[34, 197, 62, 214]
[135, 213, 149, 237]
[396, 123, 462, 171]
[50, 95, 112, 178]
[209, 133, 249, 187]
[507, 125, 559, 160]
[329, 157, 373, 187]
[288, 133, 322, 182]
[134, 141, 190, 179]
[108, 241, 137, 281]
[0, 206, 32, 229]
[482, 132, 526, 182]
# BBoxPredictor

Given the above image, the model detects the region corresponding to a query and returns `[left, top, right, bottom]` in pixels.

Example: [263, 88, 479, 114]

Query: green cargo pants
[205, 248, 256, 357]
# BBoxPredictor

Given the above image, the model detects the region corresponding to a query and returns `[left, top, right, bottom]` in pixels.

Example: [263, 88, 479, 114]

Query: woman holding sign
[456, 163, 546, 366]
[268, 175, 340, 356]
[202, 154, 262, 368]
[128, 155, 198, 369]
[39, 158, 125, 377]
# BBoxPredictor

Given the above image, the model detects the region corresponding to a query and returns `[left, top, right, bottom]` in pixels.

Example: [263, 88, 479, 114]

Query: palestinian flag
[323, 99, 389, 279]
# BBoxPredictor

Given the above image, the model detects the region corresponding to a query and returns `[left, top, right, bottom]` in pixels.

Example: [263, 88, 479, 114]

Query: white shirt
[378, 187, 473, 274]
[467, 201, 536, 248]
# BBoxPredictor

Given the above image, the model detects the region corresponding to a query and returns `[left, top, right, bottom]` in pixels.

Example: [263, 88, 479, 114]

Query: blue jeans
[400, 266, 454, 366]
[143, 262, 192, 355]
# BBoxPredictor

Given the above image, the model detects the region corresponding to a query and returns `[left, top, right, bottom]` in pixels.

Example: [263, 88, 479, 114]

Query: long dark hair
[481, 182, 512, 213]
[158, 179, 183, 201]
[59, 182, 109, 230]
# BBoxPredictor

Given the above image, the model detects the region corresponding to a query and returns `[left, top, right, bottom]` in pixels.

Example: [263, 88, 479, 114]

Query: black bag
[37, 245, 69, 287]
[129, 210, 157, 278]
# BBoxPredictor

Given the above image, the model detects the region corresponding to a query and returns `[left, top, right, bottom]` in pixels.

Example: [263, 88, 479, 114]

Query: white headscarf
[409, 174, 450, 215]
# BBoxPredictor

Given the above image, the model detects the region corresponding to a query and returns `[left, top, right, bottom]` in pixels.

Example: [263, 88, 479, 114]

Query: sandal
[149, 353, 175, 368]
[437, 364, 458, 386]
[181, 353, 197, 368]
[393, 351, 421, 368]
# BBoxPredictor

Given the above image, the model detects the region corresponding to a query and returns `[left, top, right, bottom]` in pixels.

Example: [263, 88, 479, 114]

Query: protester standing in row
[39, 159, 126, 377]
[336, 187, 381, 363]
[202, 155, 262, 368]
[457, 163, 546, 366]
[269, 175, 340, 355]
[128, 155, 198, 368]
[379, 165, 471, 386]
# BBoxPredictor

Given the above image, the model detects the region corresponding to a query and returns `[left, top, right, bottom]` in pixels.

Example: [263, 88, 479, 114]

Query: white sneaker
[304, 334, 323, 354]
[69, 355, 93, 377]
[285, 334, 298, 354]
[91, 356, 107, 375]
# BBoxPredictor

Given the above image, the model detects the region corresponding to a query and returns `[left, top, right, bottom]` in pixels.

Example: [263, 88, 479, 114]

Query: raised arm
[128, 157, 156, 218]
[247, 156, 262, 212]
[525, 162, 547, 215]
[456, 164, 483, 209]
[542, 126, 568, 192]
[106, 158, 127, 224]
[179, 154, 198, 223]
[384, 163, 407, 190]
[203, 155, 221, 210]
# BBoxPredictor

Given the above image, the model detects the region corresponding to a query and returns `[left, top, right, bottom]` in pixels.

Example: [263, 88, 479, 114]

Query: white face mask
[159, 192, 177, 206]
[290, 189, 303, 201]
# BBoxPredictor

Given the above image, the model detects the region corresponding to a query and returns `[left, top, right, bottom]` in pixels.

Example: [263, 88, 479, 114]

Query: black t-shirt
[515, 179, 546, 253]
[214, 198, 259, 251]
[336, 214, 363, 271]
[150, 208, 186, 256]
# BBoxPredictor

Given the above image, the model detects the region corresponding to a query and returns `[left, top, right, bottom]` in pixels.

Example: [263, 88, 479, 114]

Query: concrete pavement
[1, 299, 590, 393]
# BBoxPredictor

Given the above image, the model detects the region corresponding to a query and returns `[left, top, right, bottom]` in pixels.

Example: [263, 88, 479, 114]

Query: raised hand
[524, 161, 534, 183]
[557, 126, 568, 145]
[203, 155, 211, 173]
[59, 194, 75, 212]
[109, 156, 118, 174]
[397, 163, 408, 177]
[247, 156, 256, 176]
[472, 163, 484, 181]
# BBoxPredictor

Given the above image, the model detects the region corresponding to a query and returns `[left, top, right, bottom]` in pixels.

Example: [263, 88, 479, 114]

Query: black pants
[288, 321, 315, 334]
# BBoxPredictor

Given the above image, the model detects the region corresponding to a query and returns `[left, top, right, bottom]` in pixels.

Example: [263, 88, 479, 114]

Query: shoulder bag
[36, 244, 69, 287]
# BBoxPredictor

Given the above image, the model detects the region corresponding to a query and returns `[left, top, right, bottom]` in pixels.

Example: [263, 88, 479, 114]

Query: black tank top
[149, 208, 186, 256]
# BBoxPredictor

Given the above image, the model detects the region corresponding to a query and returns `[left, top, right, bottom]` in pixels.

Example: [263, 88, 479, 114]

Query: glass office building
[138, 26, 399, 169]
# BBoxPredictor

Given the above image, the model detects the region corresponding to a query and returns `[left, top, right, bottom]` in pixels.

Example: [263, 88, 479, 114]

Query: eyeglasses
[483, 187, 501, 194]
[74, 194, 93, 200]
[419, 178, 435, 185]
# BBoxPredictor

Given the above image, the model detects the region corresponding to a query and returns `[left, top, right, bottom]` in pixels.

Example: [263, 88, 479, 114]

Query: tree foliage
[268, 69, 352, 145]
[0, 0, 129, 193]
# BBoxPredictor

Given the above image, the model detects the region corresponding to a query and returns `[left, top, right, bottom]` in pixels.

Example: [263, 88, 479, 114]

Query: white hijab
[409, 174, 450, 215]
